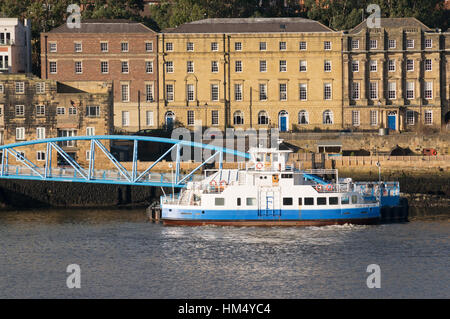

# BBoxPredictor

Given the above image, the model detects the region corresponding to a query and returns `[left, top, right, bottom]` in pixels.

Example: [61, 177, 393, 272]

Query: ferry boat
[160, 145, 400, 226]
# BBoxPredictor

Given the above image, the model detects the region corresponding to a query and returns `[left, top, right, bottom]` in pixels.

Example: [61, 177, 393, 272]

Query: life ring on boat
[256, 162, 263, 170]
[432, 150, 437, 156]
[315, 184, 323, 192]
[209, 180, 218, 187]
[325, 184, 334, 191]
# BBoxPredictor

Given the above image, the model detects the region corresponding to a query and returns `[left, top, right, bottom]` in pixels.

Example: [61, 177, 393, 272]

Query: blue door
[279, 116, 287, 132]
[388, 115, 396, 131]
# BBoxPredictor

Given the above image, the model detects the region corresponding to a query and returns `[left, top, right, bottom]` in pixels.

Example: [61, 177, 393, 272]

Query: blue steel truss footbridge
[0, 136, 250, 188]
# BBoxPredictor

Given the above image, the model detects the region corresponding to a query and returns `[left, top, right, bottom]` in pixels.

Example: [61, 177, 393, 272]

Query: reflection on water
[0, 208, 449, 298]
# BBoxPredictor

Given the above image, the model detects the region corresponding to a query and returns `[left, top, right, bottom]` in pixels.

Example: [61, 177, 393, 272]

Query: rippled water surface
[0, 209, 448, 298]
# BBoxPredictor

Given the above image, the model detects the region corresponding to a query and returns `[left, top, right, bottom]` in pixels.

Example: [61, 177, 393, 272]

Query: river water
[0, 208, 448, 299]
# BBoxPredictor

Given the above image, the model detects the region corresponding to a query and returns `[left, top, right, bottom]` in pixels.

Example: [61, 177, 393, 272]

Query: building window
[298, 110, 308, 124]
[259, 42, 266, 51]
[369, 82, 378, 100]
[211, 42, 218, 51]
[36, 127, 46, 139]
[121, 42, 129, 52]
[100, 61, 109, 74]
[324, 60, 331, 72]
[49, 43, 57, 53]
[299, 60, 307, 72]
[36, 105, 45, 116]
[406, 39, 414, 49]
[166, 61, 174, 73]
[406, 110, 415, 125]
[37, 151, 46, 161]
[36, 82, 45, 94]
[100, 42, 108, 52]
[121, 61, 129, 73]
[279, 41, 286, 51]
[85, 106, 100, 117]
[86, 127, 95, 136]
[69, 106, 77, 115]
[165, 42, 173, 51]
[146, 61, 153, 73]
[15, 105, 25, 116]
[279, 83, 287, 101]
[75, 61, 82, 74]
[15, 82, 25, 94]
[146, 84, 154, 102]
[369, 60, 377, 72]
[166, 84, 174, 102]
[211, 61, 219, 73]
[406, 82, 415, 99]
[234, 84, 243, 101]
[351, 82, 360, 100]
[74, 42, 82, 53]
[369, 39, 377, 49]
[235, 42, 242, 51]
[351, 39, 359, 49]
[187, 110, 195, 126]
[299, 41, 307, 50]
[233, 111, 244, 125]
[299, 84, 307, 101]
[186, 42, 194, 52]
[388, 59, 396, 72]
[352, 60, 359, 72]
[258, 111, 268, 125]
[186, 84, 195, 102]
[352, 110, 360, 126]
[146, 111, 154, 126]
[16, 127, 25, 140]
[388, 82, 396, 100]
[235, 60, 242, 72]
[388, 39, 396, 49]
[406, 59, 414, 71]
[0, 83, 4, 94]
[279, 60, 287, 72]
[56, 107, 65, 115]
[122, 111, 130, 127]
[145, 42, 153, 52]
[425, 39, 432, 49]
[260, 60, 267, 72]
[323, 83, 332, 100]
[324, 41, 331, 50]
[323, 110, 333, 124]
[259, 83, 267, 101]
[211, 84, 219, 101]
[424, 81, 433, 100]
[211, 110, 219, 126]
[121, 84, 130, 102]
[424, 110, 433, 125]
[425, 59, 432, 71]
[187, 61, 194, 73]
[370, 110, 378, 126]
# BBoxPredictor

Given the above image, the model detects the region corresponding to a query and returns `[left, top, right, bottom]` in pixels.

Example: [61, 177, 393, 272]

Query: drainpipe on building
[44, 35, 48, 79]
[24, 19, 32, 74]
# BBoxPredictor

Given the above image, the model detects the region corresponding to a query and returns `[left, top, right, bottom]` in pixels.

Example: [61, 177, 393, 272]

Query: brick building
[0, 18, 32, 74]
[0, 73, 113, 167]
[343, 18, 450, 132]
[40, 19, 158, 133]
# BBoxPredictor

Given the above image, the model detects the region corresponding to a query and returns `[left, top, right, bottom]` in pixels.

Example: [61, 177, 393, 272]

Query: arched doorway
[165, 111, 175, 129]
[278, 110, 289, 132]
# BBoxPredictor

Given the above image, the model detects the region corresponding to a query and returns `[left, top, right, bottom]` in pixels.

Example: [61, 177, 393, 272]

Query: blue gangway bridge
[0, 136, 250, 188]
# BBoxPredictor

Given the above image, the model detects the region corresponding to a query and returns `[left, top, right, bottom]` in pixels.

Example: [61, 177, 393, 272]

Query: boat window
[341, 196, 350, 205]
[237, 198, 241, 206]
[351, 195, 358, 204]
[329, 197, 339, 205]
[298, 198, 302, 206]
[246, 197, 256, 206]
[215, 198, 225, 206]
[283, 197, 293, 206]
[304, 197, 314, 205]
[281, 174, 293, 179]
[317, 197, 327, 205]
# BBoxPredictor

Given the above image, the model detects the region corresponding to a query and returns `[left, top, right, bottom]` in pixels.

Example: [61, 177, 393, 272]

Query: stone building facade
[40, 19, 158, 133]
[0, 73, 113, 167]
[343, 18, 449, 132]
[159, 18, 344, 132]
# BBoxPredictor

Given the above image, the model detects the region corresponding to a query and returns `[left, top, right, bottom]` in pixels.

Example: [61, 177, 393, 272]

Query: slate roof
[349, 18, 432, 34]
[48, 19, 156, 33]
